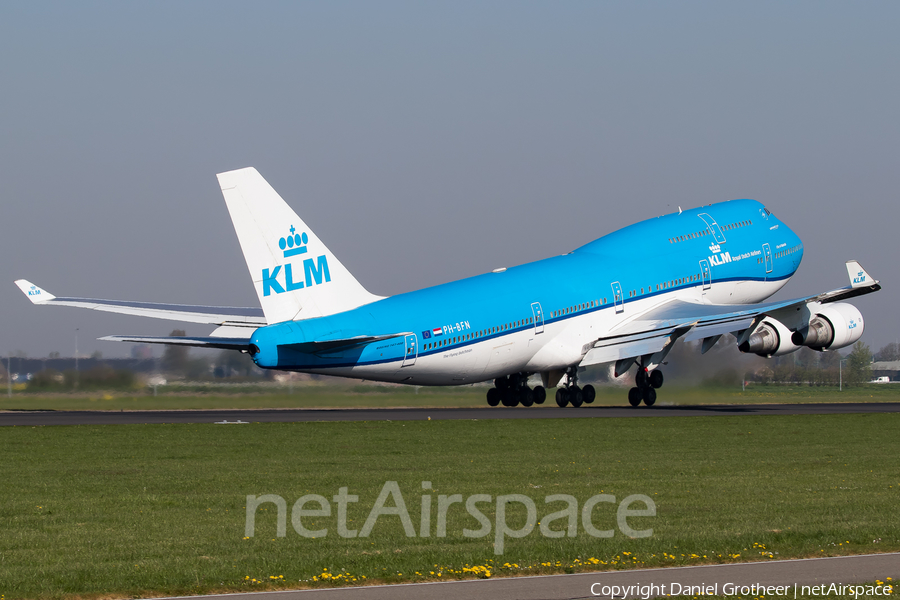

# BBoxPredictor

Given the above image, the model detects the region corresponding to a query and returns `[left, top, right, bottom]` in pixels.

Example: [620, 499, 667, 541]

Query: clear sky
[2, 1, 898, 360]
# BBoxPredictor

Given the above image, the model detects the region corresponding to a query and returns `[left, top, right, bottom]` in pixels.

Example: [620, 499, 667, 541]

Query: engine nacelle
[739, 318, 800, 357]
[790, 302, 864, 351]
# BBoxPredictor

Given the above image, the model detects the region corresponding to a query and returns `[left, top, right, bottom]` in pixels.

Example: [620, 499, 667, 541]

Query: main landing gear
[628, 368, 663, 407]
[554, 367, 596, 408]
[486, 374, 547, 408]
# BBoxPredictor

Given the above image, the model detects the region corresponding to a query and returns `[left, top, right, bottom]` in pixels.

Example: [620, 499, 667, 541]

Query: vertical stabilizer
[217, 167, 383, 323]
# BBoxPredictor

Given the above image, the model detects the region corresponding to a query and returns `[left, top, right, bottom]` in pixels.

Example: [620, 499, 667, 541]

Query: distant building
[870, 361, 900, 382]
[2, 357, 160, 382]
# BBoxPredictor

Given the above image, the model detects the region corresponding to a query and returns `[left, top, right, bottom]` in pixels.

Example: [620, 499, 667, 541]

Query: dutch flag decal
[432, 328, 443, 336]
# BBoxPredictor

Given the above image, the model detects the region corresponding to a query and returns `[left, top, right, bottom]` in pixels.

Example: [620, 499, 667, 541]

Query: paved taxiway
[1, 402, 898, 426]
[155, 553, 899, 600]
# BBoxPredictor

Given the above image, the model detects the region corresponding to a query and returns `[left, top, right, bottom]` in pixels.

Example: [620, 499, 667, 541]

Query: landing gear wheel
[533, 386, 546, 405]
[582, 384, 596, 404]
[486, 388, 500, 407]
[649, 370, 664, 389]
[569, 387, 584, 408]
[635, 370, 649, 388]
[555, 388, 569, 407]
[501, 390, 519, 407]
[642, 386, 657, 406]
[520, 388, 534, 407]
[628, 387, 642, 407]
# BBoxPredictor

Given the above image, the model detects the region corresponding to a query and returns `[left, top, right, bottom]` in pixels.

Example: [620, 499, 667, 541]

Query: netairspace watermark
[590, 582, 895, 599]
[244, 481, 656, 554]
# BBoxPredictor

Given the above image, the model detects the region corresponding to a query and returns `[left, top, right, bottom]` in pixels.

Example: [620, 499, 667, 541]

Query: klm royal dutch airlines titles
[262, 227, 331, 296]
[17, 167, 880, 407]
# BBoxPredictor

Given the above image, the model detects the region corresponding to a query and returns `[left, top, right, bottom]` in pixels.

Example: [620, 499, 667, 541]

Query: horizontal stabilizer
[15, 279, 266, 327]
[99, 335, 252, 351]
[283, 332, 411, 354]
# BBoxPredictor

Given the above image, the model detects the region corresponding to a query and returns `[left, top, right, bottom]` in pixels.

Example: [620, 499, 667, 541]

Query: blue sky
[2, 1, 898, 358]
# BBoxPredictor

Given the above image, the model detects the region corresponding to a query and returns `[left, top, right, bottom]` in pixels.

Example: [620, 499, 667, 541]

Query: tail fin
[217, 167, 383, 324]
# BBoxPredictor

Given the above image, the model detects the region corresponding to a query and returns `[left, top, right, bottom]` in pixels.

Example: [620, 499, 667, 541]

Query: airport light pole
[840, 357, 847, 392]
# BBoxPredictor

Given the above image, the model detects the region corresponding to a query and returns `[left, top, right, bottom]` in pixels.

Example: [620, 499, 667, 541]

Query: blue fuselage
[250, 199, 803, 384]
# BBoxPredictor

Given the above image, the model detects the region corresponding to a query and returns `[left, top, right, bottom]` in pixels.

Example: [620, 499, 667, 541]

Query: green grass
[1, 381, 899, 412]
[1, 413, 898, 599]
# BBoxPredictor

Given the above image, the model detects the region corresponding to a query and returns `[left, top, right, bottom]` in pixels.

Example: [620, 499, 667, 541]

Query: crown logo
[279, 225, 309, 258]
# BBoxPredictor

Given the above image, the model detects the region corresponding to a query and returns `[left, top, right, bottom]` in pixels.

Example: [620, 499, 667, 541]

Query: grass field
[1, 412, 898, 599]
[1, 381, 899, 412]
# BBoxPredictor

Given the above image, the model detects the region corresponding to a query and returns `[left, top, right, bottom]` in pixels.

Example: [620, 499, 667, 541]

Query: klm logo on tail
[262, 225, 331, 296]
[853, 271, 866, 285]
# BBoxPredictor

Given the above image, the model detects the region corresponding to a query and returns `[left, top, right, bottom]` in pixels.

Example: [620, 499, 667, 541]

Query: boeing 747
[17, 168, 880, 407]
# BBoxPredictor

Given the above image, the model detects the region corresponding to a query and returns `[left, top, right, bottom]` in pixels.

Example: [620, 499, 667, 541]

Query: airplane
[16, 167, 881, 407]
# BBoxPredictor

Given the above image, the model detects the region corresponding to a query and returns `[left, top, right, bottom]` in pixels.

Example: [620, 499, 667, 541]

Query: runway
[2, 402, 899, 426]
[153, 553, 899, 600]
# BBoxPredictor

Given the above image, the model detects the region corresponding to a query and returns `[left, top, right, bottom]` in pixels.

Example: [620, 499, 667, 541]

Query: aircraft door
[402, 333, 418, 367]
[763, 243, 773, 275]
[531, 302, 544, 334]
[698, 213, 727, 244]
[700, 259, 711, 290]
[611, 281, 624, 314]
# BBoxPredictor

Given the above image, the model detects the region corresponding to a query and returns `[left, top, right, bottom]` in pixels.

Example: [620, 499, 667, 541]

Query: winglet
[846, 261, 877, 289]
[14, 280, 56, 304]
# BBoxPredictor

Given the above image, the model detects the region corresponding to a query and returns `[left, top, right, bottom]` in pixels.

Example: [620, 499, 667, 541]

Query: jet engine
[738, 318, 800, 357]
[791, 302, 864, 351]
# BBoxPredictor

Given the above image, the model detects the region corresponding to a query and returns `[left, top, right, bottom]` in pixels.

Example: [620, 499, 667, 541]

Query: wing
[580, 261, 881, 372]
[15, 280, 266, 336]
